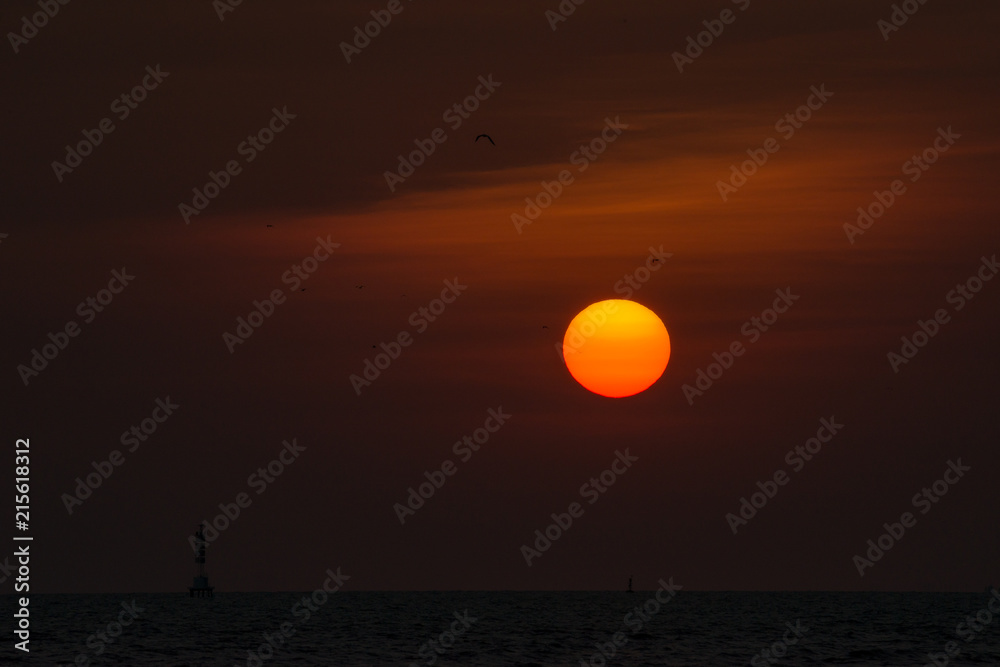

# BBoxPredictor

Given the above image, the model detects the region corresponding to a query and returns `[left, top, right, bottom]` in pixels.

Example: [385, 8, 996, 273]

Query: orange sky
[3, 0, 999, 593]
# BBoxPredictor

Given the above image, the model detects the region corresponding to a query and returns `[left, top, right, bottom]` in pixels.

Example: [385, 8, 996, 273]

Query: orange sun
[562, 300, 670, 398]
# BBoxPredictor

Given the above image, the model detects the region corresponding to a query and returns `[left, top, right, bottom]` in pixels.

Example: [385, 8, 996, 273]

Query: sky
[2, 0, 999, 594]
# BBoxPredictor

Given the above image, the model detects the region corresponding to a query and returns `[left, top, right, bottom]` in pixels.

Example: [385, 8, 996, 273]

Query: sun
[562, 300, 670, 398]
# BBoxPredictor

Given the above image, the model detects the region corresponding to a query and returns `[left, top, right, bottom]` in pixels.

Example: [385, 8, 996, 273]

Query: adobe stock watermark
[213, 0, 244, 21]
[340, 0, 416, 63]
[877, 0, 930, 41]
[12, 543, 30, 652]
[956, 588, 1000, 644]
[237, 566, 350, 667]
[557, 299, 619, 361]
[716, 84, 833, 202]
[725, 416, 844, 534]
[61, 397, 179, 514]
[17, 267, 136, 387]
[511, 116, 628, 234]
[681, 287, 799, 405]
[190, 438, 306, 553]
[554, 246, 673, 361]
[852, 458, 970, 576]
[750, 620, 809, 666]
[51, 65, 170, 183]
[179, 106, 296, 224]
[887, 254, 997, 373]
[520, 449, 638, 566]
[924, 588, 1000, 667]
[844, 126, 960, 243]
[409, 610, 478, 667]
[580, 578, 682, 667]
[672, 0, 751, 73]
[613, 246, 673, 299]
[0, 553, 19, 586]
[545, 0, 587, 31]
[7, 0, 71, 54]
[73, 599, 144, 667]
[349, 278, 468, 395]
[394, 406, 511, 524]
[384, 75, 501, 192]
[222, 236, 340, 353]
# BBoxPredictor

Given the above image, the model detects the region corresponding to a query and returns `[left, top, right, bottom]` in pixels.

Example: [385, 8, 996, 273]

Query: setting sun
[562, 300, 670, 398]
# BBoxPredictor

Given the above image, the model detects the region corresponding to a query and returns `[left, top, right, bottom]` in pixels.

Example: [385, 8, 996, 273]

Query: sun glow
[562, 300, 670, 398]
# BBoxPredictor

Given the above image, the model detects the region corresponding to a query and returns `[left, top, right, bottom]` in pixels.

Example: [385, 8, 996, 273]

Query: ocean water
[8, 591, 1000, 666]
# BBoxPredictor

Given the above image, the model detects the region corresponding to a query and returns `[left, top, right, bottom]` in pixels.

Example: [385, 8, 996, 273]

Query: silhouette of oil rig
[189, 523, 214, 598]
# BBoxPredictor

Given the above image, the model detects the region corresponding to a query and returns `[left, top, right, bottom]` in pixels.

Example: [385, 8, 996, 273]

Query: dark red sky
[2, 0, 999, 593]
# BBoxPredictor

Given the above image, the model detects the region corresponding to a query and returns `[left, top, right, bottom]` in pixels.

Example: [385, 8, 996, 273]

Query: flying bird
[475, 134, 495, 146]
[266, 224, 273, 228]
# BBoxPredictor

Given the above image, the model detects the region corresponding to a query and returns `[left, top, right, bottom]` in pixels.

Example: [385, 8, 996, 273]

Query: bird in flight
[475, 134, 495, 146]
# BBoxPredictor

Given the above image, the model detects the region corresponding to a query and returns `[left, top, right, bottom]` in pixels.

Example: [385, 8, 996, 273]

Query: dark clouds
[2, 0, 999, 593]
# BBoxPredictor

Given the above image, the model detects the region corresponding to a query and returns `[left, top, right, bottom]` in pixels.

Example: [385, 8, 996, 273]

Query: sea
[7, 591, 1000, 666]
